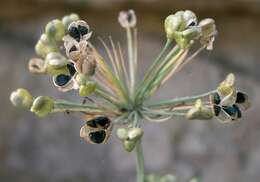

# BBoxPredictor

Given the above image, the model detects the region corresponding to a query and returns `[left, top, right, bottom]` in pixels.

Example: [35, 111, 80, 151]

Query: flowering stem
[136, 45, 182, 104]
[132, 111, 145, 182]
[135, 140, 145, 182]
[52, 100, 119, 116]
[135, 40, 172, 103]
[147, 90, 217, 108]
[142, 39, 172, 84]
[126, 28, 135, 97]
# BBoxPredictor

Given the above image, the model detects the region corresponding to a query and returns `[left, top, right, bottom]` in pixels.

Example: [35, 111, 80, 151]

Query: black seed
[213, 93, 221, 105]
[95, 116, 110, 129]
[68, 26, 81, 42]
[89, 130, 106, 144]
[78, 25, 89, 36]
[188, 21, 196, 27]
[236, 92, 246, 103]
[222, 106, 237, 117]
[69, 45, 77, 53]
[233, 105, 242, 118]
[86, 120, 97, 128]
[67, 63, 76, 76]
[213, 105, 221, 116]
[55, 74, 71, 86]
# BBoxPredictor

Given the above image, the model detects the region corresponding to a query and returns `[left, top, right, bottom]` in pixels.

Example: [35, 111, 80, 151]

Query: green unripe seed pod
[45, 19, 65, 41]
[62, 13, 80, 29]
[30, 96, 54, 117]
[186, 99, 213, 120]
[35, 34, 58, 58]
[127, 128, 143, 142]
[164, 14, 184, 40]
[45, 52, 69, 76]
[123, 140, 136, 152]
[116, 128, 129, 140]
[46, 65, 69, 76]
[46, 52, 68, 69]
[10, 88, 33, 109]
[183, 10, 197, 27]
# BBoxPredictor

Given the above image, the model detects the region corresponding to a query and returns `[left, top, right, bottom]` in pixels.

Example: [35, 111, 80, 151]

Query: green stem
[147, 90, 217, 108]
[136, 46, 181, 104]
[135, 140, 145, 182]
[52, 100, 117, 116]
[134, 40, 172, 105]
[127, 28, 135, 96]
[142, 39, 172, 83]
[131, 112, 145, 182]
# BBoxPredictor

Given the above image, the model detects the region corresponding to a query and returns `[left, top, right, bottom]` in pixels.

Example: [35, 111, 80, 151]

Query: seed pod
[118, 9, 137, 28]
[199, 18, 217, 39]
[46, 52, 68, 69]
[183, 10, 197, 27]
[28, 58, 46, 74]
[123, 140, 136, 152]
[10, 88, 33, 109]
[186, 99, 213, 120]
[217, 73, 237, 106]
[62, 13, 80, 30]
[30, 96, 54, 117]
[67, 20, 92, 42]
[45, 19, 65, 41]
[235, 92, 250, 110]
[117, 128, 129, 140]
[35, 34, 58, 57]
[164, 10, 200, 48]
[127, 128, 143, 142]
[45, 52, 70, 76]
[164, 14, 184, 40]
[80, 116, 113, 144]
[199, 18, 217, 50]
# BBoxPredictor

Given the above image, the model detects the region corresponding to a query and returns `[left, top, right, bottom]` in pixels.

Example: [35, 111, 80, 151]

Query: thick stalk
[135, 140, 145, 182]
[132, 112, 145, 182]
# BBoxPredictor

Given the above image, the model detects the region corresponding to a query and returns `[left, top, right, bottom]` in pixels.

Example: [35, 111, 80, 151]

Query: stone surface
[0, 1, 260, 182]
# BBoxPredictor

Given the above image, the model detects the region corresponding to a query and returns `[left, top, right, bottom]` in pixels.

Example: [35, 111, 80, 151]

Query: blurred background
[1, 0, 260, 182]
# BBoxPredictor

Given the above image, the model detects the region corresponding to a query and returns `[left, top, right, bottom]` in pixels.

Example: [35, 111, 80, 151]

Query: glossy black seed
[55, 74, 71, 86]
[236, 92, 246, 103]
[67, 63, 76, 76]
[95, 116, 110, 129]
[86, 120, 97, 128]
[69, 45, 77, 53]
[213, 93, 221, 105]
[89, 130, 106, 144]
[68, 26, 80, 42]
[78, 25, 89, 36]
[222, 106, 237, 117]
[233, 104, 242, 118]
[188, 21, 196, 27]
[213, 105, 221, 116]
